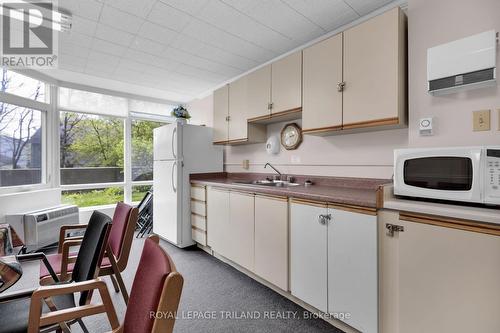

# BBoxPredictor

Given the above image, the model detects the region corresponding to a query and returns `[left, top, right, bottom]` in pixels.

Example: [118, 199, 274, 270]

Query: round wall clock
[280, 123, 302, 150]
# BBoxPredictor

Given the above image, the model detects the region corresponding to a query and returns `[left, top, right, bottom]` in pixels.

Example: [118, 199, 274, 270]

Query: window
[132, 184, 152, 202]
[1, 70, 49, 102]
[61, 187, 124, 207]
[0, 104, 43, 187]
[131, 119, 164, 181]
[59, 87, 127, 117]
[60, 112, 124, 185]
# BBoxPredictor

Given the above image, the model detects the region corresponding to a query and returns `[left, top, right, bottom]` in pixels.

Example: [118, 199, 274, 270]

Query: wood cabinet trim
[327, 203, 377, 216]
[209, 187, 230, 192]
[290, 198, 327, 208]
[342, 117, 399, 130]
[248, 107, 302, 124]
[399, 212, 500, 236]
[230, 190, 255, 197]
[190, 198, 206, 204]
[302, 125, 342, 134]
[255, 194, 288, 202]
[213, 140, 229, 145]
[191, 184, 206, 189]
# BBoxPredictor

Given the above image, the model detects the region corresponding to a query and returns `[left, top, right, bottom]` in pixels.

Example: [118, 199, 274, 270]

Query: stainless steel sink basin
[233, 180, 300, 187]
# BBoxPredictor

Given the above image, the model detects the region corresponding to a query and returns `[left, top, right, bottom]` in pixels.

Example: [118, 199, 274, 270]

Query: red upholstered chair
[40, 202, 138, 303]
[28, 235, 184, 333]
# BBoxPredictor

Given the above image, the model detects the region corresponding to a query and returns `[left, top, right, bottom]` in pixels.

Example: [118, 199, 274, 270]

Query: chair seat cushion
[0, 291, 76, 333]
[40, 253, 112, 279]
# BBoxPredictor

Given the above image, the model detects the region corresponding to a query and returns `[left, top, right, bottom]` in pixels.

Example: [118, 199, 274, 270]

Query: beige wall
[191, 0, 500, 179]
[408, 0, 500, 147]
[187, 94, 214, 128]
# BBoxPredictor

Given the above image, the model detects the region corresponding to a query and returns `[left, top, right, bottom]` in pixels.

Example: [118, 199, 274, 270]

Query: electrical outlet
[473, 110, 491, 131]
[242, 159, 249, 170]
[498, 109, 500, 130]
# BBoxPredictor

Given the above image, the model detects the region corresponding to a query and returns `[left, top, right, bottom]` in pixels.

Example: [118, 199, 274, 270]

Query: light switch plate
[242, 159, 249, 170]
[498, 109, 500, 130]
[473, 110, 491, 131]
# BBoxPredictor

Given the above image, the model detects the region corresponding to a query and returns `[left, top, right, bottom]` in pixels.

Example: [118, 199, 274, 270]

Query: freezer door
[153, 160, 181, 244]
[153, 123, 182, 161]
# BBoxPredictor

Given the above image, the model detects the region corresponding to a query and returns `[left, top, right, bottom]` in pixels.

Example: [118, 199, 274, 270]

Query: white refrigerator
[153, 122, 223, 248]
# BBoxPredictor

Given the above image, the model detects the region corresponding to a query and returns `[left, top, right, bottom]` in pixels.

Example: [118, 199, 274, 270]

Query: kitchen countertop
[382, 185, 500, 225]
[190, 173, 390, 209]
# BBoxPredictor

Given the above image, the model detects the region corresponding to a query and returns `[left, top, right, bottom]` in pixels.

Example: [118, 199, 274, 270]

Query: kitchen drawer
[191, 199, 206, 217]
[192, 227, 207, 246]
[191, 213, 207, 231]
[191, 185, 206, 201]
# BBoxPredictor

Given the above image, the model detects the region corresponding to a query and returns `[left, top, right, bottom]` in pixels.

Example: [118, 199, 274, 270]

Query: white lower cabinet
[328, 208, 378, 333]
[291, 201, 378, 332]
[206, 187, 230, 256]
[290, 201, 328, 312]
[228, 191, 255, 272]
[255, 195, 289, 290]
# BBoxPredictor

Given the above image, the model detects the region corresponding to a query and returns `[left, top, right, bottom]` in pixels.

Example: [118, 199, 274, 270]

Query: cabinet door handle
[386, 223, 404, 237]
[318, 214, 331, 225]
[337, 81, 346, 92]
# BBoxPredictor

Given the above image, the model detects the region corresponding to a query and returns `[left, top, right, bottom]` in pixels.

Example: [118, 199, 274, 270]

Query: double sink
[233, 179, 301, 188]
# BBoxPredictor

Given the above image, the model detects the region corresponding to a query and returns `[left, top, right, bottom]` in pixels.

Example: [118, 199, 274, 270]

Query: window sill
[77, 204, 117, 212]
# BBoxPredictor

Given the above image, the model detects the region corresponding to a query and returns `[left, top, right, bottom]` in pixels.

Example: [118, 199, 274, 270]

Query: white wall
[408, 0, 500, 147]
[192, 0, 500, 179]
[187, 94, 214, 128]
[0, 189, 61, 224]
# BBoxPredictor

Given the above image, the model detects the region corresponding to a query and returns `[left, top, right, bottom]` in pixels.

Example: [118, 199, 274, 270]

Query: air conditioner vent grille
[429, 68, 495, 92]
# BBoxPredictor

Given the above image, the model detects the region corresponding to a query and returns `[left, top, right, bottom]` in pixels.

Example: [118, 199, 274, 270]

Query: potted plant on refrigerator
[171, 105, 191, 124]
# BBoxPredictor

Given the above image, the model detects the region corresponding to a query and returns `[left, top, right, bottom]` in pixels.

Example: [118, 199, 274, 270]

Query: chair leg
[109, 274, 120, 292]
[113, 270, 129, 304]
[77, 319, 90, 333]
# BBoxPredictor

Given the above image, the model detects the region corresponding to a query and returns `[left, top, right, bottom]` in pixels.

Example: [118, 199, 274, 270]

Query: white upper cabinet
[271, 51, 302, 114]
[342, 7, 406, 129]
[212, 85, 229, 143]
[302, 33, 343, 133]
[246, 65, 272, 121]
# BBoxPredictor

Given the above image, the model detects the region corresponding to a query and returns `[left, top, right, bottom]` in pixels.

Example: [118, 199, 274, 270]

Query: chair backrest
[108, 202, 137, 270]
[72, 210, 112, 305]
[123, 235, 183, 333]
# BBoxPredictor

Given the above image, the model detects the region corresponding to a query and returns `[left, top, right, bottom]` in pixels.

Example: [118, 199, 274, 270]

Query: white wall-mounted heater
[427, 30, 497, 95]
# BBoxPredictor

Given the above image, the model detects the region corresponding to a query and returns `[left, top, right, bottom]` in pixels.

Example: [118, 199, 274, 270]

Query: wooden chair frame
[29, 235, 184, 333]
[41, 207, 138, 303]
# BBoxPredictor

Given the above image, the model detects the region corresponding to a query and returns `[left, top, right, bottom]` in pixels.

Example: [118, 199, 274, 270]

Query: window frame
[0, 83, 53, 195]
[0, 70, 176, 208]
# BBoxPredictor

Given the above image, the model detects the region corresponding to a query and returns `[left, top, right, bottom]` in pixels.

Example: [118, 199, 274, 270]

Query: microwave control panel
[485, 149, 500, 202]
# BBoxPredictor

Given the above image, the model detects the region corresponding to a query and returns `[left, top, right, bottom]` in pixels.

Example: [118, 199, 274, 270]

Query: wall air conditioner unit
[6, 205, 79, 252]
[427, 30, 497, 95]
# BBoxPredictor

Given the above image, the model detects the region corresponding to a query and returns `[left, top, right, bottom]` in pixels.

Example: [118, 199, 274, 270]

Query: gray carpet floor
[74, 235, 343, 333]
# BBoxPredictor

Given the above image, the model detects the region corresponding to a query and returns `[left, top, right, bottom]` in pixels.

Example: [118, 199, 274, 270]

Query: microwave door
[394, 148, 483, 203]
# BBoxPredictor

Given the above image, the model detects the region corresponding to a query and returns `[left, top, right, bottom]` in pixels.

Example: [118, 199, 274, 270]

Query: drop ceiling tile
[137, 22, 177, 47]
[94, 24, 135, 46]
[87, 50, 121, 65]
[284, 0, 359, 31]
[92, 39, 128, 56]
[157, 0, 210, 15]
[124, 49, 180, 72]
[169, 34, 205, 54]
[195, 0, 291, 54]
[147, 1, 193, 33]
[71, 15, 98, 36]
[130, 37, 166, 56]
[182, 20, 276, 62]
[99, 5, 144, 34]
[104, 0, 156, 18]
[221, 0, 325, 42]
[59, 53, 87, 68]
[85, 62, 116, 76]
[59, 0, 103, 21]
[59, 40, 91, 58]
[344, 0, 394, 16]
[60, 32, 94, 48]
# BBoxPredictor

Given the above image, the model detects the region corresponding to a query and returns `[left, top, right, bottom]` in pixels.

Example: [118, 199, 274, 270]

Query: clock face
[281, 123, 302, 150]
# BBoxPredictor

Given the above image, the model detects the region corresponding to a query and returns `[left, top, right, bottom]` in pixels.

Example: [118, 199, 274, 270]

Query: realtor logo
[0, 0, 58, 68]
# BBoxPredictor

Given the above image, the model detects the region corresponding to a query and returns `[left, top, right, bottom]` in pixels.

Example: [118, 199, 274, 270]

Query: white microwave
[394, 147, 500, 205]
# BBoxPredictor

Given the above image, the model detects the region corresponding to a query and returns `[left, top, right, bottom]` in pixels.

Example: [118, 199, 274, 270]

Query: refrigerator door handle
[172, 127, 177, 159]
[172, 161, 177, 193]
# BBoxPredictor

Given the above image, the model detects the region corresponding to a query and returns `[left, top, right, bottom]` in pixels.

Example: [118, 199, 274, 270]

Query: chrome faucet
[264, 163, 282, 180]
